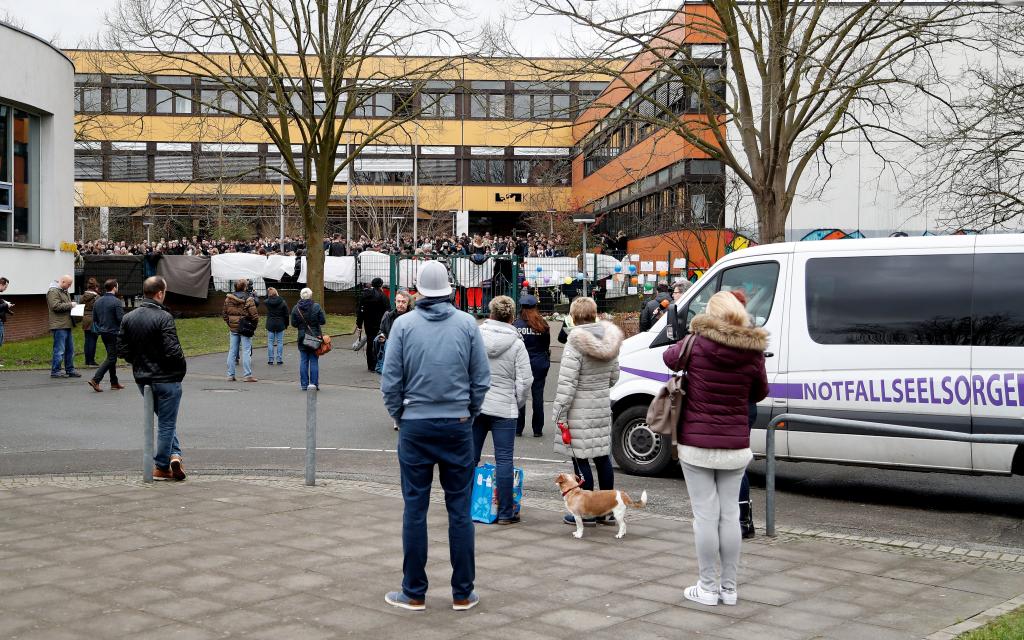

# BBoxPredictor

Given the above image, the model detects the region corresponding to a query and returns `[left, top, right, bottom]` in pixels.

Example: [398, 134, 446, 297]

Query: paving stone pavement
[1, 474, 1021, 640]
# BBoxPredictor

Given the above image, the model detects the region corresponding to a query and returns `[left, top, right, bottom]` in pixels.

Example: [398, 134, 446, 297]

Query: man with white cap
[381, 260, 491, 612]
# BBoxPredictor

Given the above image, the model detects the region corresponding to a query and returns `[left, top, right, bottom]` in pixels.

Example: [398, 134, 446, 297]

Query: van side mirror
[650, 303, 686, 348]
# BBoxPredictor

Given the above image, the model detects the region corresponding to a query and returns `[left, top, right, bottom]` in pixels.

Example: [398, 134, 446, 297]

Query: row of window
[75, 143, 572, 186]
[0, 105, 39, 245]
[74, 75, 608, 122]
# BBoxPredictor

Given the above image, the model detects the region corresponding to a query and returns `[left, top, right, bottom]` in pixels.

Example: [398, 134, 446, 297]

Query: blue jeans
[227, 332, 252, 378]
[84, 329, 98, 364]
[472, 414, 518, 520]
[298, 349, 319, 389]
[138, 382, 183, 470]
[267, 330, 284, 363]
[517, 365, 548, 436]
[0, 321, 5, 349]
[50, 328, 75, 375]
[397, 417, 475, 601]
[374, 340, 386, 374]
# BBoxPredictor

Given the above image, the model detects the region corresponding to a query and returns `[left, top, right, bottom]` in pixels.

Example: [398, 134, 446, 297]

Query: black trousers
[91, 333, 119, 385]
[364, 321, 381, 371]
[572, 455, 614, 491]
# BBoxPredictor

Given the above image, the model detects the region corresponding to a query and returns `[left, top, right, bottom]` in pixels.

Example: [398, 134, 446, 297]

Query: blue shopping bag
[470, 463, 524, 524]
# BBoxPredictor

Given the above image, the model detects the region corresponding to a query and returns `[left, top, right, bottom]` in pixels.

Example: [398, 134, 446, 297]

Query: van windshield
[679, 261, 780, 328]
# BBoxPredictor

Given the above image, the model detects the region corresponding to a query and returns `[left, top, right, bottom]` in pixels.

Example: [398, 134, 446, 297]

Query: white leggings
[681, 462, 745, 594]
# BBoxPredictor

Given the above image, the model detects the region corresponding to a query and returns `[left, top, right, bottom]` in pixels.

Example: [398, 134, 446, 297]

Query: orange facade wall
[627, 229, 755, 272]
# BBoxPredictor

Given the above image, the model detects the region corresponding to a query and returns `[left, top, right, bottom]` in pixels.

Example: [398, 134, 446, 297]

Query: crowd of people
[26, 253, 767, 614]
[74, 229, 623, 259]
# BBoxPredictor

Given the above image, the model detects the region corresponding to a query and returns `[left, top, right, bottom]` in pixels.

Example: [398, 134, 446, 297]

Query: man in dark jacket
[356, 277, 390, 372]
[0, 276, 12, 363]
[88, 279, 126, 392]
[223, 279, 259, 382]
[638, 283, 672, 332]
[118, 276, 188, 481]
[264, 288, 290, 365]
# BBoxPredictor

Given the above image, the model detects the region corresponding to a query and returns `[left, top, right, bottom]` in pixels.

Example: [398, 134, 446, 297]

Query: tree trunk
[754, 189, 791, 244]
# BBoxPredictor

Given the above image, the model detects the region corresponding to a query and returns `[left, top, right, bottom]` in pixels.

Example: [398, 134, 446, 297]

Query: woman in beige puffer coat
[552, 297, 623, 526]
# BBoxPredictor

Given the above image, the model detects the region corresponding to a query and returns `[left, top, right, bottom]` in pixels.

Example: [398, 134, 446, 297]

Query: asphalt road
[2, 328, 1023, 554]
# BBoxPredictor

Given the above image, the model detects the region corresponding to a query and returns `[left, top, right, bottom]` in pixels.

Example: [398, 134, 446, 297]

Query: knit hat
[416, 260, 452, 297]
[519, 294, 538, 308]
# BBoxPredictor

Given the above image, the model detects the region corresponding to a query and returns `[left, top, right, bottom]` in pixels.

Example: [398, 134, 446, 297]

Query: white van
[610, 234, 1024, 477]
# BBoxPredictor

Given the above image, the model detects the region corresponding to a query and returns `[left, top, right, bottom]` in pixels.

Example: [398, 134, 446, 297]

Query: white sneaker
[683, 584, 719, 606]
[720, 589, 737, 605]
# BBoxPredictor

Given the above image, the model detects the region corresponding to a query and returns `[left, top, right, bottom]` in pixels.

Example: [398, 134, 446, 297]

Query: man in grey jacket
[381, 260, 490, 612]
[47, 275, 80, 379]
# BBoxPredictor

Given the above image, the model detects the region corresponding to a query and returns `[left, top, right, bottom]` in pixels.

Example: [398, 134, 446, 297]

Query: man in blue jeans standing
[118, 276, 188, 481]
[381, 260, 490, 612]
[46, 275, 81, 379]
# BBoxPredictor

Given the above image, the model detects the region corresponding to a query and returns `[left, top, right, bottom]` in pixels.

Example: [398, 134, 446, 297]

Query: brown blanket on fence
[157, 255, 212, 299]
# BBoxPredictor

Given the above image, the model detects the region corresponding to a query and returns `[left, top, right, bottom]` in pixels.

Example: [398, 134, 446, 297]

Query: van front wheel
[612, 405, 673, 476]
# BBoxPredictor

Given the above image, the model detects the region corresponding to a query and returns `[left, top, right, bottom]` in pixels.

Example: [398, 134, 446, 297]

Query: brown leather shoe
[87, 379, 103, 392]
[243, 376, 259, 383]
[153, 467, 174, 480]
[169, 455, 186, 481]
[110, 383, 126, 390]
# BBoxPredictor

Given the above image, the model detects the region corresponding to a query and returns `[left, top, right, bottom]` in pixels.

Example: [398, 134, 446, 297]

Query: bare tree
[106, 0, 468, 300]
[504, 0, 982, 243]
[908, 7, 1024, 232]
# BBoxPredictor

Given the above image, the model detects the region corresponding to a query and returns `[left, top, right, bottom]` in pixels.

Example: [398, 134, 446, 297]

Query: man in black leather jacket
[118, 276, 188, 481]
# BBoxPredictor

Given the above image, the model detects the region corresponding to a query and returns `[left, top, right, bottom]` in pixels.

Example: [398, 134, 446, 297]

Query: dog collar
[561, 486, 580, 498]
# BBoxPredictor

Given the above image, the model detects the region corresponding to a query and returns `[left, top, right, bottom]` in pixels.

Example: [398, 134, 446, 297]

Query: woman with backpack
[290, 287, 327, 391]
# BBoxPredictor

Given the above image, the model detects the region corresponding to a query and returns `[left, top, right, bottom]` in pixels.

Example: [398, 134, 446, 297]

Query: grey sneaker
[385, 591, 425, 611]
[452, 593, 479, 611]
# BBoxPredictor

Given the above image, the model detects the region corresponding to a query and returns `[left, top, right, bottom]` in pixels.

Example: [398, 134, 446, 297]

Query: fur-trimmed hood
[690, 314, 768, 352]
[567, 320, 623, 361]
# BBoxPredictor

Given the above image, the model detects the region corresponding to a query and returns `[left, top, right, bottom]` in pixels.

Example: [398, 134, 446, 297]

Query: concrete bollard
[143, 385, 154, 483]
[305, 386, 317, 486]
[765, 422, 776, 537]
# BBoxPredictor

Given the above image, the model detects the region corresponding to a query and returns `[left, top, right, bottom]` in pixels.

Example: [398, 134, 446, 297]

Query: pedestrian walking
[381, 260, 490, 612]
[552, 296, 623, 526]
[223, 278, 259, 382]
[47, 275, 80, 379]
[662, 290, 768, 607]
[264, 287, 289, 365]
[375, 289, 413, 375]
[118, 276, 188, 481]
[356, 277, 389, 372]
[81, 277, 101, 366]
[473, 295, 532, 525]
[0, 276, 12, 366]
[513, 294, 551, 437]
[87, 279, 125, 392]
[290, 287, 326, 391]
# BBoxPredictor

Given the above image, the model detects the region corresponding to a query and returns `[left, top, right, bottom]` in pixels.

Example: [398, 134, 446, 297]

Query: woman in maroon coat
[663, 290, 768, 607]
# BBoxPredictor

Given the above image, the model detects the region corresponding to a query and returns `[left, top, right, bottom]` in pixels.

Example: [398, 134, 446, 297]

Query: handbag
[237, 315, 258, 338]
[351, 330, 367, 351]
[470, 463, 524, 524]
[297, 307, 327, 354]
[646, 334, 696, 436]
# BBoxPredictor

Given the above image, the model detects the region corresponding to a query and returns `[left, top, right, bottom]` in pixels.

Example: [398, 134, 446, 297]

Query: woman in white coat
[552, 296, 623, 526]
[473, 296, 533, 525]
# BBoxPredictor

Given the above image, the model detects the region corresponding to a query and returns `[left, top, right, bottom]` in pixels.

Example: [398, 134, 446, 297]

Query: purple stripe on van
[622, 368, 804, 401]
[621, 367, 671, 383]
[768, 383, 805, 400]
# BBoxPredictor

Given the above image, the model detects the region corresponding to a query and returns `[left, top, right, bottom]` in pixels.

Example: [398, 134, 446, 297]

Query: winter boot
[739, 500, 755, 539]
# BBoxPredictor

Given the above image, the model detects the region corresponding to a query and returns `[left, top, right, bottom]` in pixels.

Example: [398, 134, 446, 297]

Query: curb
[924, 594, 1024, 639]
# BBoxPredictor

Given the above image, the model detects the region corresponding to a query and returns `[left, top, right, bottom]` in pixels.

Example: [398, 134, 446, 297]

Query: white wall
[0, 23, 76, 295]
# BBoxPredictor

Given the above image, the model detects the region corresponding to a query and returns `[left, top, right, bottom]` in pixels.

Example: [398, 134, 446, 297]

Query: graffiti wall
[799, 228, 980, 242]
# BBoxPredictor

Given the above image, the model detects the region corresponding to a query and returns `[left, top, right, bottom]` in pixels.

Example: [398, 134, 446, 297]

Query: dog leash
[557, 421, 586, 488]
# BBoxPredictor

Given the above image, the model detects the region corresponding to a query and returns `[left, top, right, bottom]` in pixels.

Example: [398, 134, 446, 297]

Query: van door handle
[764, 352, 775, 358]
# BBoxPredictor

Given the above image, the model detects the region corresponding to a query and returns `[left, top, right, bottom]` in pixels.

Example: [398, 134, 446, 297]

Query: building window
[109, 81, 148, 114]
[74, 74, 103, 114]
[354, 92, 393, 117]
[155, 89, 193, 115]
[470, 159, 504, 184]
[470, 93, 506, 119]
[1, 108, 41, 244]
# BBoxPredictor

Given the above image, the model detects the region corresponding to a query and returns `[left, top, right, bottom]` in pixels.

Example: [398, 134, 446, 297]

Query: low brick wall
[1, 296, 50, 342]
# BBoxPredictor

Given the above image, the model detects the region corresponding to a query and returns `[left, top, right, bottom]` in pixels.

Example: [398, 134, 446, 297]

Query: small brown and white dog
[555, 472, 648, 539]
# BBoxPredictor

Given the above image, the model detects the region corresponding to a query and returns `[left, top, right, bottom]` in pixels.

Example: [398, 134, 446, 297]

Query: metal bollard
[143, 385, 154, 483]
[305, 386, 317, 486]
[765, 419, 777, 537]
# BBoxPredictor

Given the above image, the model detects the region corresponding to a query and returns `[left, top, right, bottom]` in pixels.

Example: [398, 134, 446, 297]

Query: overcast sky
[0, 0, 576, 54]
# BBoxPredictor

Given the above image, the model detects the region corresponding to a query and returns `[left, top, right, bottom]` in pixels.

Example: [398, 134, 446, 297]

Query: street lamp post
[449, 210, 458, 236]
[573, 213, 596, 295]
[545, 208, 556, 235]
[142, 220, 152, 245]
[77, 216, 86, 245]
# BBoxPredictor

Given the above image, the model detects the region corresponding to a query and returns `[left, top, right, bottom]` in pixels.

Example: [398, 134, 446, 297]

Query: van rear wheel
[612, 405, 673, 476]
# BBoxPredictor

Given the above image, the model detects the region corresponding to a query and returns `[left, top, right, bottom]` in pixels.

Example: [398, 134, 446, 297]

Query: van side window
[806, 254, 973, 346]
[972, 253, 1024, 347]
[685, 261, 780, 328]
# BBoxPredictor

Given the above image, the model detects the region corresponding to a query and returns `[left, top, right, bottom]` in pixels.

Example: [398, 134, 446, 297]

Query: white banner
[262, 255, 296, 280]
[357, 251, 390, 285]
[452, 257, 494, 288]
[211, 253, 268, 294]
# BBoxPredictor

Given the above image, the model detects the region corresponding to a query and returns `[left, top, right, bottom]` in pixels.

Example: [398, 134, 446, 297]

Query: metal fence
[763, 414, 1024, 537]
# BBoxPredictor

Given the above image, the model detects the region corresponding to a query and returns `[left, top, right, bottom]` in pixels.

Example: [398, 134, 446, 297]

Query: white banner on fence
[210, 253, 268, 293]
[262, 255, 296, 280]
[452, 257, 494, 288]
[398, 259, 421, 289]
[357, 251, 390, 285]
[297, 256, 357, 291]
